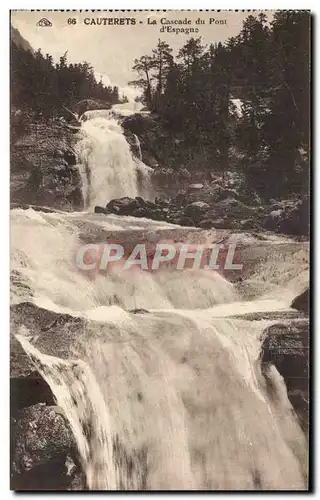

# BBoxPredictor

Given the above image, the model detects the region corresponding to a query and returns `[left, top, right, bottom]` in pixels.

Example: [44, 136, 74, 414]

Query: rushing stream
[11, 104, 308, 490]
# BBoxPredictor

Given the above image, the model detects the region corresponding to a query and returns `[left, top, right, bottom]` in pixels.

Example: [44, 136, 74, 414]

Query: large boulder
[176, 216, 195, 227]
[264, 197, 309, 236]
[184, 201, 210, 223]
[187, 183, 204, 192]
[106, 197, 140, 216]
[291, 289, 309, 314]
[260, 320, 309, 433]
[121, 113, 158, 136]
[11, 403, 85, 490]
[94, 206, 108, 215]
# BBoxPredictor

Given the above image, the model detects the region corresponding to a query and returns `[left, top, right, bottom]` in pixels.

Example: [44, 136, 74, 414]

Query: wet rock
[212, 218, 228, 229]
[239, 218, 257, 230]
[10, 302, 86, 361]
[291, 289, 309, 314]
[132, 207, 149, 218]
[135, 196, 147, 208]
[11, 403, 84, 490]
[76, 98, 112, 117]
[155, 196, 170, 206]
[215, 188, 239, 201]
[123, 130, 141, 159]
[260, 320, 309, 433]
[11, 270, 33, 304]
[264, 197, 309, 236]
[11, 371, 55, 414]
[174, 191, 192, 207]
[11, 118, 83, 211]
[107, 197, 140, 215]
[176, 216, 195, 227]
[145, 200, 158, 210]
[150, 209, 165, 221]
[121, 113, 158, 136]
[264, 209, 283, 231]
[94, 206, 108, 215]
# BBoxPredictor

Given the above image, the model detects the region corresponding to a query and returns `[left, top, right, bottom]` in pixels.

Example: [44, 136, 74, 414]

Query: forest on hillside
[10, 39, 121, 117]
[130, 11, 310, 200]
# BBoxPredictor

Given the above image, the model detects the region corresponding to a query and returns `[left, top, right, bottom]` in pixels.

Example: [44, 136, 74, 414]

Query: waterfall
[76, 107, 152, 209]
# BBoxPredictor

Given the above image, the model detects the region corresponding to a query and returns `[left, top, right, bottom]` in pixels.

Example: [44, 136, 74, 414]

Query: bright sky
[11, 10, 275, 97]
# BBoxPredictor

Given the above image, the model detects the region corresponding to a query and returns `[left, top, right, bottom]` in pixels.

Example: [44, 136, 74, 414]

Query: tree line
[11, 42, 121, 118]
[130, 11, 310, 199]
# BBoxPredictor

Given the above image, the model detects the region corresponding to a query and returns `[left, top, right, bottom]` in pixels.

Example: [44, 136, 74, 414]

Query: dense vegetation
[11, 40, 120, 118]
[130, 11, 310, 199]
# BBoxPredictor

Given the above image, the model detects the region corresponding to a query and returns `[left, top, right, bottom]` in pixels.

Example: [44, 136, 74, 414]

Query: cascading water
[76, 107, 152, 209]
[11, 101, 308, 490]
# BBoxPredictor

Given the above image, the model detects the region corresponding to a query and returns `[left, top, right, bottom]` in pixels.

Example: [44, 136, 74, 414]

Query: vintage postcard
[10, 10, 310, 491]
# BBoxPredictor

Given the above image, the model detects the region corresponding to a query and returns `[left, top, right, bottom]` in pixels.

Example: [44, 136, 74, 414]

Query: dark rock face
[263, 197, 309, 236]
[198, 219, 213, 229]
[10, 303, 88, 490]
[260, 320, 309, 433]
[11, 403, 85, 491]
[121, 114, 163, 168]
[11, 372, 55, 412]
[123, 130, 142, 159]
[121, 113, 158, 136]
[184, 201, 210, 224]
[107, 196, 140, 215]
[11, 119, 83, 211]
[63, 149, 77, 166]
[129, 308, 149, 315]
[178, 216, 195, 227]
[94, 205, 109, 215]
[291, 289, 309, 314]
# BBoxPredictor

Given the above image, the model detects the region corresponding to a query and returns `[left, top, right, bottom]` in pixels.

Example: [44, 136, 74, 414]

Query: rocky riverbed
[94, 187, 309, 237]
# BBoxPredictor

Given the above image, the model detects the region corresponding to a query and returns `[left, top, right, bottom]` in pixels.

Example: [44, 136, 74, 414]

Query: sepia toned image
[10, 10, 310, 491]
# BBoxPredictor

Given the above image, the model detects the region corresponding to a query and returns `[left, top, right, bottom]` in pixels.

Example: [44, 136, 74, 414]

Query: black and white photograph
[10, 10, 310, 491]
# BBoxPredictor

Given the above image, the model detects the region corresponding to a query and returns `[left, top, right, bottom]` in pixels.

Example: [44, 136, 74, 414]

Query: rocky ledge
[11, 114, 83, 211]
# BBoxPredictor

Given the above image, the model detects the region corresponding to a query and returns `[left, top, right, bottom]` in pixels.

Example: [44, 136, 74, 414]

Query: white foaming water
[10, 209, 237, 312]
[11, 206, 308, 490]
[76, 107, 152, 209]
